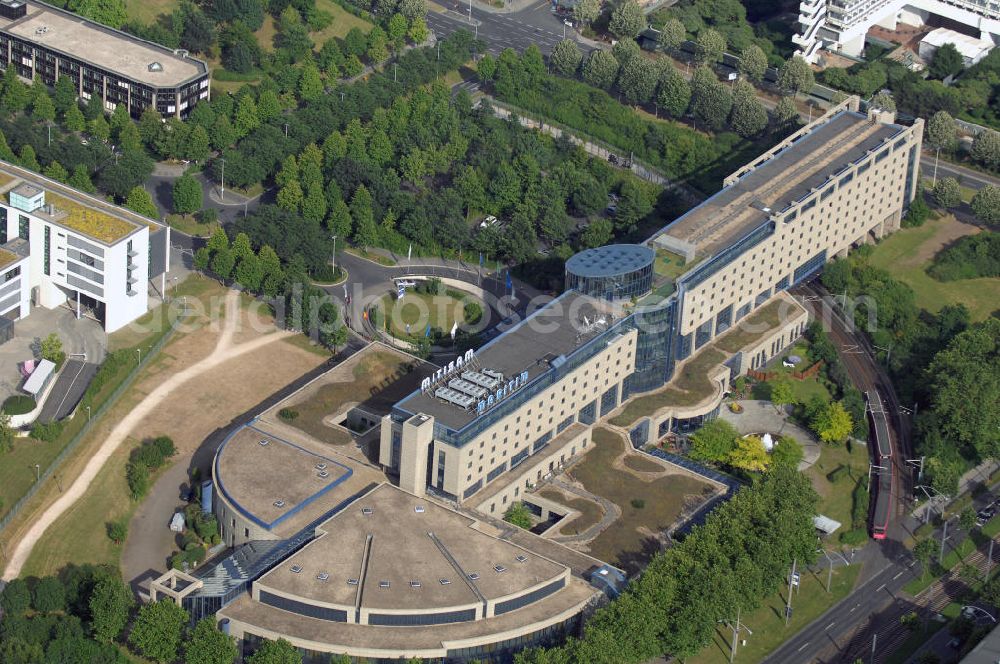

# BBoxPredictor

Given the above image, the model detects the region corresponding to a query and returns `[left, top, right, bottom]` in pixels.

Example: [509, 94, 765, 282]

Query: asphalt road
[426, 0, 575, 56]
[920, 156, 1000, 191]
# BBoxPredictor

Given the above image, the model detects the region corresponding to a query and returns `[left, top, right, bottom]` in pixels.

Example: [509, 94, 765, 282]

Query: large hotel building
[150, 97, 922, 662]
[0, 0, 209, 117]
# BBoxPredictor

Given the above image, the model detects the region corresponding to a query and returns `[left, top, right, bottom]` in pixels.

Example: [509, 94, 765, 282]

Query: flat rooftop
[257, 484, 568, 613]
[0, 2, 206, 87]
[0, 246, 17, 269]
[650, 110, 903, 258]
[0, 161, 161, 244]
[396, 291, 624, 431]
[213, 422, 383, 538]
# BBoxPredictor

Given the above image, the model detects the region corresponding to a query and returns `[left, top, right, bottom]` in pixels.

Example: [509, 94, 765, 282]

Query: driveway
[718, 399, 821, 471]
[147, 163, 265, 226]
[0, 306, 106, 405]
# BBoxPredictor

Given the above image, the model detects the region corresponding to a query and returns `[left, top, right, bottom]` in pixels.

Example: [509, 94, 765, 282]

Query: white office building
[0, 161, 170, 333]
[794, 0, 1000, 62]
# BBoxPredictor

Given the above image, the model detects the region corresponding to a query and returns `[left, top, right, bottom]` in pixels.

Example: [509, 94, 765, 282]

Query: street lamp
[136, 347, 142, 365]
[86, 405, 91, 422]
[331, 235, 337, 277]
[218, 157, 226, 202]
[35, 464, 40, 482]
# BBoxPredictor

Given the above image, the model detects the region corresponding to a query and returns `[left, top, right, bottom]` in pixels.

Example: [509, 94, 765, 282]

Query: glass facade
[629, 296, 677, 393]
[565, 244, 655, 301]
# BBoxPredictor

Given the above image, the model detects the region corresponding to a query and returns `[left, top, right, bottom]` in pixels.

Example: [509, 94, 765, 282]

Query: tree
[689, 66, 731, 131]
[730, 93, 767, 138]
[32, 576, 66, 613]
[551, 39, 582, 77]
[913, 538, 937, 579]
[573, 0, 600, 27]
[580, 217, 613, 248]
[179, 1, 215, 53]
[618, 56, 658, 105]
[609, 0, 644, 39]
[693, 28, 725, 65]
[31, 92, 55, 122]
[210, 115, 237, 151]
[583, 49, 620, 90]
[185, 618, 239, 664]
[932, 177, 961, 208]
[927, 319, 1000, 457]
[657, 18, 685, 52]
[277, 180, 303, 213]
[504, 502, 533, 529]
[183, 124, 211, 163]
[298, 59, 323, 101]
[53, 75, 78, 113]
[1, 66, 29, 112]
[98, 150, 154, 200]
[0, 411, 14, 453]
[367, 25, 390, 63]
[772, 96, 800, 135]
[689, 419, 739, 463]
[811, 401, 854, 444]
[69, 164, 95, 193]
[343, 26, 367, 58]
[106, 518, 128, 544]
[656, 65, 690, 118]
[971, 185, 1000, 227]
[327, 199, 352, 238]
[125, 186, 159, 219]
[18, 144, 39, 172]
[611, 38, 641, 67]
[616, 178, 653, 231]
[350, 184, 378, 249]
[129, 599, 189, 663]
[971, 130, 1000, 171]
[247, 638, 301, 664]
[960, 506, 977, 532]
[925, 110, 957, 152]
[388, 12, 408, 47]
[771, 436, 804, 469]
[172, 174, 204, 215]
[70, 0, 128, 28]
[738, 44, 767, 83]
[778, 56, 814, 96]
[928, 42, 964, 80]
[90, 575, 134, 643]
[233, 94, 260, 139]
[769, 379, 795, 410]
[211, 247, 236, 281]
[728, 435, 770, 472]
[870, 91, 896, 112]
[1, 577, 31, 615]
[64, 104, 86, 132]
[408, 16, 429, 44]
[40, 332, 63, 365]
[478, 53, 497, 81]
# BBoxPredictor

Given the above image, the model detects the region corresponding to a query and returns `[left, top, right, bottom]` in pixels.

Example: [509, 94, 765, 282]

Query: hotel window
[43, 226, 50, 276]
[18, 215, 28, 240]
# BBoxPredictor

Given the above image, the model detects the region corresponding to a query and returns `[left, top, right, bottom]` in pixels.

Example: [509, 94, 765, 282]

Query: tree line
[515, 464, 819, 662]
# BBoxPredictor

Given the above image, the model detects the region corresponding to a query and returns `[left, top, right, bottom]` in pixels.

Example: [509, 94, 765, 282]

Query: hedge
[2, 395, 36, 415]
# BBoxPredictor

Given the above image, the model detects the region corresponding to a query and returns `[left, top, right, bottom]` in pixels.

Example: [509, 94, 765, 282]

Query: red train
[867, 391, 893, 540]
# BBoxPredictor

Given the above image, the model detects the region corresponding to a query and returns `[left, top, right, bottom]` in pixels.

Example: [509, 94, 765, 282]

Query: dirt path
[2, 291, 297, 581]
[910, 215, 981, 265]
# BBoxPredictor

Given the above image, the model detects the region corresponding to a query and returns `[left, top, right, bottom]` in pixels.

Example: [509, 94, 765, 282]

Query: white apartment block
[794, 0, 1000, 62]
[0, 161, 170, 333]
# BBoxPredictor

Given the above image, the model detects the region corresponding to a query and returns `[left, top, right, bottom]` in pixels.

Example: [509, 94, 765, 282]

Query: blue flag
[479, 252, 484, 267]
[425, 324, 432, 337]
[505, 272, 512, 290]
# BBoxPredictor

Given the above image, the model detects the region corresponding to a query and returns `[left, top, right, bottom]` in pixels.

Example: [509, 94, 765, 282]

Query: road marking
[825, 621, 836, 630]
[797, 643, 810, 652]
[893, 571, 904, 580]
[850, 605, 858, 613]
[877, 584, 886, 592]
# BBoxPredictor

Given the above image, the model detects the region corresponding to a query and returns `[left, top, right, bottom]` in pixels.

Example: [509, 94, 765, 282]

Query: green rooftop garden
[0, 173, 14, 190]
[0, 248, 17, 269]
[610, 347, 727, 427]
[713, 299, 787, 353]
[44, 193, 137, 244]
[653, 248, 694, 279]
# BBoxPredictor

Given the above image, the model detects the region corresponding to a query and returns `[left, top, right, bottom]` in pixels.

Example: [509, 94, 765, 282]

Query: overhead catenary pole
[940, 518, 950, 564]
[729, 607, 741, 664]
[784, 558, 797, 626]
[987, 538, 995, 582]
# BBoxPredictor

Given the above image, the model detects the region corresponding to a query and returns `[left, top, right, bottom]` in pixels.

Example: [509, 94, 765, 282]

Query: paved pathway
[544, 479, 620, 544]
[718, 399, 821, 471]
[1, 291, 297, 581]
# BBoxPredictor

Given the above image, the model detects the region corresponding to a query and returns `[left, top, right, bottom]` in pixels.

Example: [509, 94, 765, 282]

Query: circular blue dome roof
[565, 244, 655, 279]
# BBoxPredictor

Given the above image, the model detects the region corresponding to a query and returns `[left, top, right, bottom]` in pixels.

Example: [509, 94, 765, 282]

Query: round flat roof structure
[565, 244, 655, 278]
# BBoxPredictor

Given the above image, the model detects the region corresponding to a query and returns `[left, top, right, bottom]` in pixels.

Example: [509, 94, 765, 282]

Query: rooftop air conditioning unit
[317, 572, 329, 581]
[259, 439, 269, 446]
[273, 499, 285, 508]
[318, 471, 329, 478]
[290, 565, 302, 573]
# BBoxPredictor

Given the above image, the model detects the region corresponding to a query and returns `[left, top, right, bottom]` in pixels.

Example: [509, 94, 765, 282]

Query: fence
[0, 325, 179, 535]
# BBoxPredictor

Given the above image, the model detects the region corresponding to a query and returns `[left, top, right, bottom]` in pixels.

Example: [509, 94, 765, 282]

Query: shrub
[106, 518, 128, 544]
[150, 435, 176, 459]
[631, 498, 646, 509]
[132, 443, 166, 471]
[126, 460, 149, 500]
[850, 479, 869, 529]
[278, 407, 299, 421]
[30, 420, 64, 442]
[3, 394, 36, 415]
[463, 301, 483, 325]
[928, 232, 1000, 281]
[504, 502, 533, 529]
[839, 528, 868, 545]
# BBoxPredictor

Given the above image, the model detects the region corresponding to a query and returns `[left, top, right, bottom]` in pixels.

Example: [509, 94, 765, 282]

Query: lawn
[166, 213, 219, 239]
[803, 440, 869, 534]
[686, 563, 862, 664]
[284, 350, 425, 444]
[378, 291, 468, 340]
[609, 348, 726, 427]
[537, 489, 605, 536]
[713, 300, 787, 354]
[0, 278, 214, 525]
[125, 0, 179, 24]
[569, 428, 715, 573]
[751, 342, 833, 406]
[868, 214, 1000, 320]
[653, 248, 693, 280]
[311, 0, 373, 42]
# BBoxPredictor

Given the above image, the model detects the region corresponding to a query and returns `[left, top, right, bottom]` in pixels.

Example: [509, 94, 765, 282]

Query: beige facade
[381, 325, 637, 504]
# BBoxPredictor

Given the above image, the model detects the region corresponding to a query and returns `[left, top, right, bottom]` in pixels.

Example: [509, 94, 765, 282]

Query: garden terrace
[0, 247, 17, 269]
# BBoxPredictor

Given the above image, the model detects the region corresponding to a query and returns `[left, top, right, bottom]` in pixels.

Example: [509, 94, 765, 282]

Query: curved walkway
[718, 399, 821, 471]
[544, 479, 620, 544]
[2, 291, 297, 581]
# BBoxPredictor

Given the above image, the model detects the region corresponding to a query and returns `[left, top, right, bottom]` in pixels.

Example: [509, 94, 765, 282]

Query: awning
[22, 358, 55, 396]
[813, 515, 842, 535]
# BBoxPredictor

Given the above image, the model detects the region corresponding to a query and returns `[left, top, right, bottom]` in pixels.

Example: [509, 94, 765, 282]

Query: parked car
[608, 154, 619, 165]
